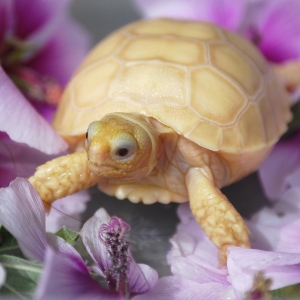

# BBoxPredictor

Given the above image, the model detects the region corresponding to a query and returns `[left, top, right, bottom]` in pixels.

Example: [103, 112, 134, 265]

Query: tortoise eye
[85, 131, 88, 140]
[111, 134, 137, 162]
[116, 148, 129, 157]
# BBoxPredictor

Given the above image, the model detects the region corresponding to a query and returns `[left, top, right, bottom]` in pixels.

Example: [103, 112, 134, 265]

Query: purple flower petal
[0, 137, 58, 187]
[132, 276, 235, 300]
[0, 264, 6, 289]
[132, 0, 247, 30]
[167, 203, 300, 297]
[0, 0, 11, 45]
[228, 247, 300, 292]
[255, 0, 300, 62]
[45, 190, 90, 233]
[129, 262, 158, 294]
[80, 208, 111, 273]
[13, 0, 70, 43]
[0, 177, 86, 263]
[0, 177, 47, 261]
[247, 186, 300, 252]
[258, 132, 300, 200]
[81, 208, 158, 294]
[276, 219, 300, 253]
[0, 165, 17, 188]
[0, 67, 68, 154]
[167, 204, 227, 285]
[46, 232, 87, 264]
[28, 17, 90, 86]
[35, 247, 122, 300]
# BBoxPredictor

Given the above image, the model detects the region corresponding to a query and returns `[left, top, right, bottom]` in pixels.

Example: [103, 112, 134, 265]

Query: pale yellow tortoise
[29, 19, 299, 264]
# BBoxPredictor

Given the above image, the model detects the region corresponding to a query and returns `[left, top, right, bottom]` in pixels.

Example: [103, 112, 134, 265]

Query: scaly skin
[186, 167, 250, 265]
[28, 151, 98, 209]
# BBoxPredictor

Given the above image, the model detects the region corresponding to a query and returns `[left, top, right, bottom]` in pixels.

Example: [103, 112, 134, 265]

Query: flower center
[0, 36, 62, 105]
[99, 217, 131, 297]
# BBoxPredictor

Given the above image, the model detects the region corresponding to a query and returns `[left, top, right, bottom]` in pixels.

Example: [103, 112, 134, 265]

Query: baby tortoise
[29, 19, 299, 264]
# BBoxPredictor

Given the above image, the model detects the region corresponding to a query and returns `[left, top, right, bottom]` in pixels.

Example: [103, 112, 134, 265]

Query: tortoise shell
[53, 19, 291, 174]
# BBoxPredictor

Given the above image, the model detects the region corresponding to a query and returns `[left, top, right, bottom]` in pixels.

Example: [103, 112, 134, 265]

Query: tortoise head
[85, 113, 159, 179]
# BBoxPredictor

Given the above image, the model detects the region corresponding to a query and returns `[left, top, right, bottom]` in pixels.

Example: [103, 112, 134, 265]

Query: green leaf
[271, 283, 300, 298]
[55, 226, 79, 246]
[0, 255, 43, 299]
[0, 227, 24, 258]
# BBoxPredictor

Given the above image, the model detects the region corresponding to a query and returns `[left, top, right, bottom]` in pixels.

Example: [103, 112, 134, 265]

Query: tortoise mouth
[89, 162, 118, 175]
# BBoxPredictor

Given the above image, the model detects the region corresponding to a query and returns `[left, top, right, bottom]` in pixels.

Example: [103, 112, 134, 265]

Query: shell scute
[118, 36, 206, 66]
[148, 105, 200, 134]
[76, 32, 128, 73]
[110, 63, 188, 106]
[258, 94, 278, 144]
[186, 120, 222, 151]
[237, 103, 265, 149]
[190, 66, 247, 125]
[127, 19, 222, 41]
[221, 126, 243, 153]
[223, 31, 269, 75]
[73, 59, 122, 109]
[209, 43, 262, 97]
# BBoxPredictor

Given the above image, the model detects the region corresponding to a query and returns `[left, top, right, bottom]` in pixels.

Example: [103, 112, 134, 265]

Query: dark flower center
[0, 36, 62, 105]
[99, 217, 131, 298]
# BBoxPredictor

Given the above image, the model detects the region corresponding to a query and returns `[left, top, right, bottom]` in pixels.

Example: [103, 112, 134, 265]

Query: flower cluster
[0, 178, 158, 299]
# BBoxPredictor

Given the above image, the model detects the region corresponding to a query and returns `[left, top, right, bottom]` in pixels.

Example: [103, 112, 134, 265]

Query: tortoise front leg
[29, 151, 98, 209]
[186, 167, 250, 265]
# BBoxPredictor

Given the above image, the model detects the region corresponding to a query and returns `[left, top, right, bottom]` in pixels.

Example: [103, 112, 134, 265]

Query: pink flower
[0, 178, 158, 299]
[258, 132, 300, 200]
[0, 0, 90, 179]
[132, 0, 247, 31]
[134, 201, 300, 299]
[0, 0, 90, 155]
[0, 0, 91, 227]
[0, 138, 89, 232]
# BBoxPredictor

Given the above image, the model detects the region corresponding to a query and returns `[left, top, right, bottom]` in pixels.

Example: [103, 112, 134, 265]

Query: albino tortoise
[29, 19, 296, 264]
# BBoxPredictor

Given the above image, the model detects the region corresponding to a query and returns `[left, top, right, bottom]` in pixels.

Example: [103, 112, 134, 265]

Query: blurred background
[68, 0, 270, 277]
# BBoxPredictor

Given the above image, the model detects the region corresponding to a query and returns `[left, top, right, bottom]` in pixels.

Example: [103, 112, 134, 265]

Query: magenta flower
[80, 209, 158, 297]
[35, 246, 123, 300]
[0, 139, 89, 232]
[132, 0, 247, 31]
[134, 202, 300, 299]
[0, 178, 158, 299]
[258, 132, 300, 200]
[0, 0, 91, 228]
[0, 0, 90, 154]
[36, 209, 158, 299]
[243, 0, 300, 63]
[0, 177, 83, 261]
